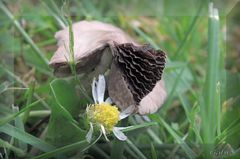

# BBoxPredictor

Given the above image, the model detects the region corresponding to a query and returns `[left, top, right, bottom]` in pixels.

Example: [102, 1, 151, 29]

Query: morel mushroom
[49, 20, 167, 115]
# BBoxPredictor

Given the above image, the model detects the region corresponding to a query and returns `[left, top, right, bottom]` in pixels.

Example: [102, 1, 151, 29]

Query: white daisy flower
[86, 75, 134, 142]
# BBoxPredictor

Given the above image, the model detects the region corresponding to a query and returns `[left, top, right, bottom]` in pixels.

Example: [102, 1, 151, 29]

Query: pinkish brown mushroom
[49, 20, 167, 115]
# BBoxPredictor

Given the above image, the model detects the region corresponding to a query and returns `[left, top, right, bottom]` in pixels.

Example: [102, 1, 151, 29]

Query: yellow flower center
[88, 103, 120, 131]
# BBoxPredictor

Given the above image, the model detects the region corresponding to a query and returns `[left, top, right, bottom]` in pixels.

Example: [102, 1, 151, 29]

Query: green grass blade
[151, 143, 158, 159]
[22, 81, 35, 123]
[50, 0, 68, 25]
[67, 18, 77, 77]
[174, 1, 204, 59]
[126, 139, 148, 159]
[131, 26, 159, 49]
[41, 1, 66, 29]
[201, 2, 220, 144]
[153, 115, 197, 159]
[27, 110, 51, 118]
[12, 106, 28, 152]
[46, 0, 68, 27]
[0, 64, 50, 109]
[0, 82, 12, 94]
[130, 116, 163, 144]
[120, 122, 158, 132]
[111, 139, 125, 159]
[216, 82, 221, 136]
[161, 66, 186, 114]
[178, 94, 203, 143]
[92, 145, 110, 159]
[216, 117, 240, 143]
[82, 0, 101, 19]
[32, 132, 102, 159]
[32, 140, 88, 159]
[147, 129, 163, 144]
[0, 124, 55, 152]
[0, 139, 25, 157]
[0, 1, 49, 68]
[0, 100, 41, 126]
[125, 145, 138, 159]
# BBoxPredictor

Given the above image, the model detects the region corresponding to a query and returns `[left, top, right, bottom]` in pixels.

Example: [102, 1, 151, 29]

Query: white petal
[100, 125, 109, 142]
[119, 105, 135, 120]
[113, 127, 127, 141]
[105, 97, 113, 104]
[92, 77, 98, 103]
[97, 75, 106, 103]
[86, 122, 94, 143]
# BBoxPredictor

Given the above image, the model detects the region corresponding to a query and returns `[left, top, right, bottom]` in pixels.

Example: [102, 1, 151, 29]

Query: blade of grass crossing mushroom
[67, 18, 77, 77]
[65, 19, 92, 102]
